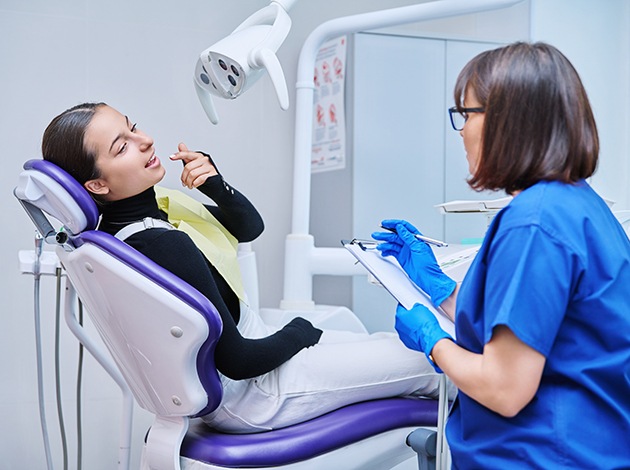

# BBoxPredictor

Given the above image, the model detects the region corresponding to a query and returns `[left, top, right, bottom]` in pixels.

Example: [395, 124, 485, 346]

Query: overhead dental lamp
[194, 0, 296, 124]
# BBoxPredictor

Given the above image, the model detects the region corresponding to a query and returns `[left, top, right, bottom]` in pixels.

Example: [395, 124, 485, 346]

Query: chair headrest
[16, 159, 99, 235]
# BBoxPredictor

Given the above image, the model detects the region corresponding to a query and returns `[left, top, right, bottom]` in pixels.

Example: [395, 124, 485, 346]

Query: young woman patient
[42, 102, 453, 433]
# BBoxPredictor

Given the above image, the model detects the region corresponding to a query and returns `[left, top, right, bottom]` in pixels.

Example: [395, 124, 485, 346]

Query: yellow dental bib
[155, 186, 246, 302]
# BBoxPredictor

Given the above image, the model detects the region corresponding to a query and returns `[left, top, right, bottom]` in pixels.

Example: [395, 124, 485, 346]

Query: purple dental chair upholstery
[15, 159, 440, 470]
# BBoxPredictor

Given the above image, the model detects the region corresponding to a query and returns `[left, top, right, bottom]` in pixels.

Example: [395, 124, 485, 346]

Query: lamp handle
[193, 77, 219, 125]
[252, 48, 289, 110]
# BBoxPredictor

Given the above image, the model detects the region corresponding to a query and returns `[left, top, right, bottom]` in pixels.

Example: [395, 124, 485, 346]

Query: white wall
[2, 0, 627, 469]
[530, 0, 630, 211]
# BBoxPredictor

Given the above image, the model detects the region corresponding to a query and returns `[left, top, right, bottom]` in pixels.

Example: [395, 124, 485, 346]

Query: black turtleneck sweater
[98, 167, 322, 380]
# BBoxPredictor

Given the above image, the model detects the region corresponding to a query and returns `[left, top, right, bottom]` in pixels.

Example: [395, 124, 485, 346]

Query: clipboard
[342, 239, 456, 338]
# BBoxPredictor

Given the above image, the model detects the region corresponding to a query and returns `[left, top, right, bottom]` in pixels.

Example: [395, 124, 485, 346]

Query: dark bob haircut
[454, 42, 599, 194]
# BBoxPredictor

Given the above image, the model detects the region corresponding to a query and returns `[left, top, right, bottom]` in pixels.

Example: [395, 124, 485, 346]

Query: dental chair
[15, 159, 445, 470]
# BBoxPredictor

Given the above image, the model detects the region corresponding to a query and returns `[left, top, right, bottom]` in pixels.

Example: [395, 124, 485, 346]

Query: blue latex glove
[372, 219, 456, 308]
[395, 303, 452, 373]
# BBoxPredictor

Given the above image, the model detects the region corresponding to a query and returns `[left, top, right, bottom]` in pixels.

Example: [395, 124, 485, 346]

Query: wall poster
[311, 35, 347, 173]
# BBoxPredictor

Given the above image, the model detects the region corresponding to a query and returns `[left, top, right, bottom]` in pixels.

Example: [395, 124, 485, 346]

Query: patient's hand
[170, 142, 218, 189]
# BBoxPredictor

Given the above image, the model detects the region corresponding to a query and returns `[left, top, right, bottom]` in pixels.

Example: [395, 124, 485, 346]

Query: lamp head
[194, 2, 291, 124]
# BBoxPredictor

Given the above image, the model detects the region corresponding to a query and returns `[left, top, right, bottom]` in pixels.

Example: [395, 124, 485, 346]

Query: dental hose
[76, 299, 84, 470]
[33, 233, 54, 470]
[55, 267, 69, 470]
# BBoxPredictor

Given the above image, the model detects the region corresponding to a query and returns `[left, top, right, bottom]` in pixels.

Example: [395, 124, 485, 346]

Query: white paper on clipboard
[342, 240, 456, 338]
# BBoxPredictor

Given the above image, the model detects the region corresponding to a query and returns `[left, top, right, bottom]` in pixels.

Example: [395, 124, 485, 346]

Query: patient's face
[83, 105, 166, 201]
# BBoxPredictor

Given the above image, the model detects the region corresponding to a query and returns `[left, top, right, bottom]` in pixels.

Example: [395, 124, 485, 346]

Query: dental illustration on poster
[311, 35, 347, 173]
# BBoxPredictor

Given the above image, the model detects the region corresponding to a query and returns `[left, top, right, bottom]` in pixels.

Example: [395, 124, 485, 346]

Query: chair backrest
[15, 159, 224, 418]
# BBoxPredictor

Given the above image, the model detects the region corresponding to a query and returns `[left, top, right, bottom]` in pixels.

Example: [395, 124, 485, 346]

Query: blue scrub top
[447, 180, 630, 469]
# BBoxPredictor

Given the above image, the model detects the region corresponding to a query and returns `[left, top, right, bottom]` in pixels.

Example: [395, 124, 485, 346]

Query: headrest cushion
[23, 159, 99, 231]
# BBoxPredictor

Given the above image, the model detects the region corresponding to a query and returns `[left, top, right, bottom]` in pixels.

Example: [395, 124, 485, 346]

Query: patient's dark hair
[42, 102, 107, 185]
[454, 42, 599, 194]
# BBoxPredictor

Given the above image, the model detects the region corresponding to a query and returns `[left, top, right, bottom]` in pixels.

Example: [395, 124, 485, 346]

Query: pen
[380, 225, 449, 247]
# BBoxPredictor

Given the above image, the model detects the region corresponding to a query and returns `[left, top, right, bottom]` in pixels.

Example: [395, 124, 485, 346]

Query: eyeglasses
[448, 106, 485, 131]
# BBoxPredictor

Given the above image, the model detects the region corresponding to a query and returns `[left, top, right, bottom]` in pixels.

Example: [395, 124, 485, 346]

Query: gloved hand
[395, 303, 452, 373]
[372, 219, 456, 308]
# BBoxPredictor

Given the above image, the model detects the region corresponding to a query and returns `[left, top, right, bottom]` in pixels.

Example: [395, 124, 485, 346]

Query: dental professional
[373, 42, 630, 468]
[41, 103, 453, 434]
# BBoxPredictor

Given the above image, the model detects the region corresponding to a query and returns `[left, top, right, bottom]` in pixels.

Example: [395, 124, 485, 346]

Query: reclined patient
[42, 102, 453, 433]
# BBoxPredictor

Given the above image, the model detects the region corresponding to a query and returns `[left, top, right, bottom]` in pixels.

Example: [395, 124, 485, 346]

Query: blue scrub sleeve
[483, 224, 578, 356]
